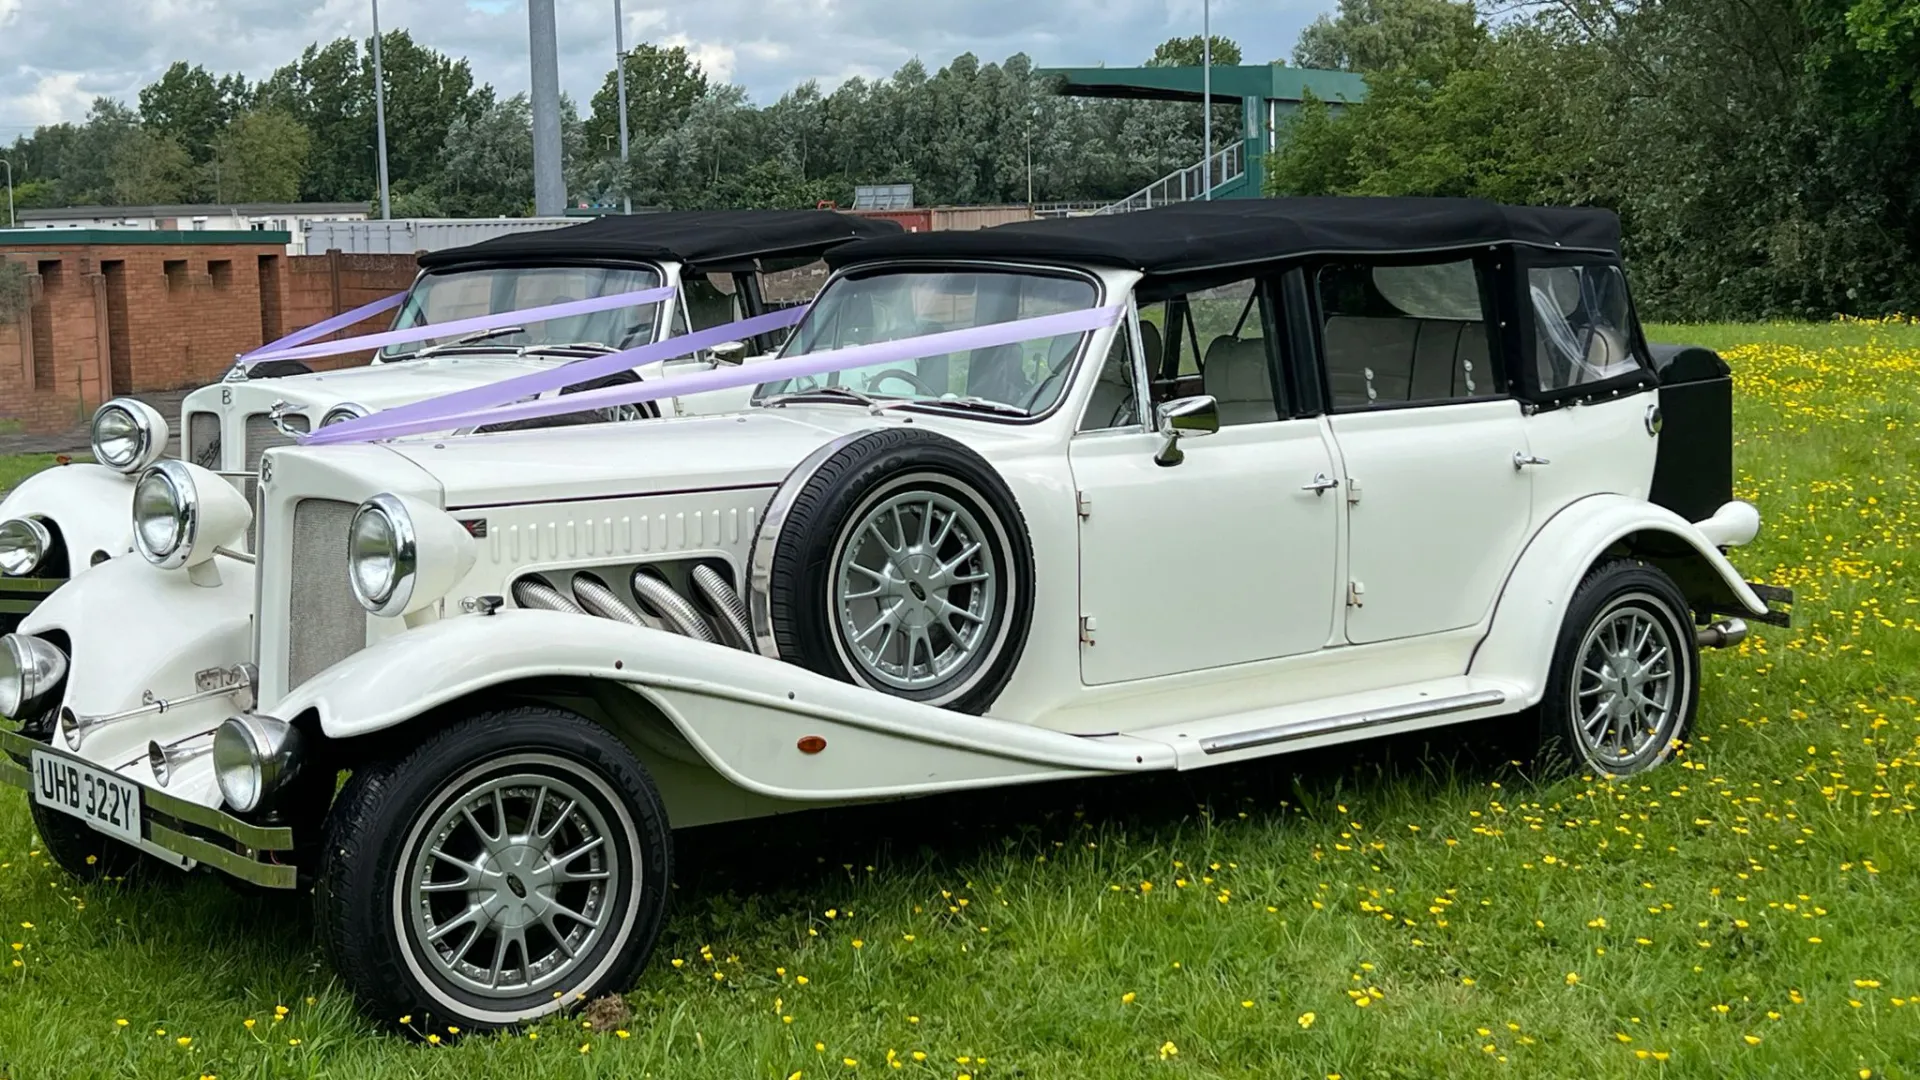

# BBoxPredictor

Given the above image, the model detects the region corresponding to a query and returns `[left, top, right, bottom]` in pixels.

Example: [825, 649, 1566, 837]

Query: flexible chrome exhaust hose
[513, 577, 585, 614]
[572, 574, 648, 626]
[691, 564, 755, 651]
[630, 569, 719, 644]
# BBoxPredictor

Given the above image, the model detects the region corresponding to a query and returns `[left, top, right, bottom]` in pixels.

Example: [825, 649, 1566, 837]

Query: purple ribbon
[305, 304, 1126, 445]
[241, 291, 405, 363]
[304, 304, 812, 445]
[243, 285, 679, 367]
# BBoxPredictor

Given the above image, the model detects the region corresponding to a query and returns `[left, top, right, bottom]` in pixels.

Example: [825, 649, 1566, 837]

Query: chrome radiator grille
[187, 412, 222, 469]
[244, 413, 307, 547]
[287, 498, 365, 687]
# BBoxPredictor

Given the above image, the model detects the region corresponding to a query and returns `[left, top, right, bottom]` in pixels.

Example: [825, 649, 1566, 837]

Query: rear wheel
[1537, 560, 1699, 776]
[316, 706, 671, 1031]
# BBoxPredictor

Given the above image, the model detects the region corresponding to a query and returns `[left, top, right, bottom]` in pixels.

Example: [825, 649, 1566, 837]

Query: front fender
[23, 552, 255, 799]
[0, 463, 137, 571]
[270, 610, 1172, 802]
[1470, 493, 1767, 705]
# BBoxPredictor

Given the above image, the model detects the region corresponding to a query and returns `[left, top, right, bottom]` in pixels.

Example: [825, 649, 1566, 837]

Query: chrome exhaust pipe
[572, 574, 650, 627]
[691, 564, 754, 651]
[147, 731, 214, 787]
[630, 569, 718, 644]
[512, 577, 585, 614]
[1695, 618, 1748, 649]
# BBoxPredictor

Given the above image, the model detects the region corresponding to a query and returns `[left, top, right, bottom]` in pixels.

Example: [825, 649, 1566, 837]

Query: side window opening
[1529, 264, 1639, 392]
[1193, 279, 1277, 426]
[1078, 323, 1141, 432]
[1316, 258, 1499, 409]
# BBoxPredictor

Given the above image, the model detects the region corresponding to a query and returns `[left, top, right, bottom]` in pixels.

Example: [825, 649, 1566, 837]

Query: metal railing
[1094, 142, 1246, 215]
[1029, 201, 1110, 218]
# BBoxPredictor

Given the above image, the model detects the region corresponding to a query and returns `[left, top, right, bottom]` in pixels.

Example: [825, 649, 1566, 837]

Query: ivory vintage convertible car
[0, 198, 1788, 1029]
[0, 210, 895, 630]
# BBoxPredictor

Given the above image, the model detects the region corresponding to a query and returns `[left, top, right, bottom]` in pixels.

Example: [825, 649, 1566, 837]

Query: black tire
[28, 800, 149, 882]
[315, 706, 671, 1031]
[1537, 560, 1700, 776]
[754, 428, 1035, 714]
[246, 359, 313, 379]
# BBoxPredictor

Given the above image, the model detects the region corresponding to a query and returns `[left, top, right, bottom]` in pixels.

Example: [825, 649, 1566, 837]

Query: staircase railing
[1093, 142, 1246, 215]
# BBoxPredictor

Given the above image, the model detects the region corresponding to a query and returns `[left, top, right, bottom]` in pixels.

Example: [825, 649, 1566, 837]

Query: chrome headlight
[0, 518, 51, 577]
[0, 634, 68, 720]
[131, 460, 251, 570]
[320, 402, 370, 428]
[349, 494, 417, 616]
[90, 399, 170, 474]
[348, 493, 476, 618]
[212, 713, 302, 812]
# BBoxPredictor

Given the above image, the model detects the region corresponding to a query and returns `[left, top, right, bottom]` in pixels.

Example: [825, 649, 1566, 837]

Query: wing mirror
[709, 340, 749, 365]
[1153, 395, 1219, 467]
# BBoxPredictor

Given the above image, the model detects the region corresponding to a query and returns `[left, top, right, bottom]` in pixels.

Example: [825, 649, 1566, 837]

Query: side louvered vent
[287, 498, 364, 687]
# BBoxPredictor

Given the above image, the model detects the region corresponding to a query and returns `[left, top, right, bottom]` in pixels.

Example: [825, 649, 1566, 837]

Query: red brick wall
[280, 252, 417, 371]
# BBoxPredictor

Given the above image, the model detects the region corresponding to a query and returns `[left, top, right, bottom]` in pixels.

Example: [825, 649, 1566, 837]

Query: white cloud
[2, 0, 1333, 130]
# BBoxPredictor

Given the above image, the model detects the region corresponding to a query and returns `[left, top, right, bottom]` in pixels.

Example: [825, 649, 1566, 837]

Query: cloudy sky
[0, 0, 1331, 135]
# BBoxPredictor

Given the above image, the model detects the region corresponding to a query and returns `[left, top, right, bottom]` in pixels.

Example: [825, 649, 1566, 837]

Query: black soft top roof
[825, 197, 1621, 279]
[419, 210, 903, 273]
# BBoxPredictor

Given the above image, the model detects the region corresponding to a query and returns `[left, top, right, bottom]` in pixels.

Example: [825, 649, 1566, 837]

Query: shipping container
[931, 206, 1037, 231]
[850, 208, 936, 233]
[303, 217, 578, 255]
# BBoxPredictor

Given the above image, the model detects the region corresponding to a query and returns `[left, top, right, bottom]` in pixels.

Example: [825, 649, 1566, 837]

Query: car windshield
[380, 264, 665, 359]
[754, 269, 1099, 415]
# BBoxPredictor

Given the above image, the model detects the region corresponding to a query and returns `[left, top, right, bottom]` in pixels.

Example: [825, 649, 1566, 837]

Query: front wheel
[1538, 560, 1700, 777]
[315, 706, 671, 1031]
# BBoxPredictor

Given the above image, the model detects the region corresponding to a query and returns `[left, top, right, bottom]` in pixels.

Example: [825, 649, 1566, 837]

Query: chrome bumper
[0, 726, 297, 888]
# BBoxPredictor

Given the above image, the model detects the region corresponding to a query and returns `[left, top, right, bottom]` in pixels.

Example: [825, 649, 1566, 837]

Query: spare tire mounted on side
[750, 427, 1034, 714]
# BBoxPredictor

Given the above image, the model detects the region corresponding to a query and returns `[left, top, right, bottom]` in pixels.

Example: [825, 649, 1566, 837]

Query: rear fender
[0, 463, 137, 571]
[1471, 494, 1766, 705]
[270, 610, 1173, 803]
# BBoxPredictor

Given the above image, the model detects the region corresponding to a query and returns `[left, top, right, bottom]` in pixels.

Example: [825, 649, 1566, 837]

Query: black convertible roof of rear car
[824, 197, 1621, 279]
[419, 210, 903, 273]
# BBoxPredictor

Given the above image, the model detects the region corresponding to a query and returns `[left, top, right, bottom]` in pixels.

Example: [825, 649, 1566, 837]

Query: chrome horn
[61, 664, 256, 750]
[147, 731, 215, 787]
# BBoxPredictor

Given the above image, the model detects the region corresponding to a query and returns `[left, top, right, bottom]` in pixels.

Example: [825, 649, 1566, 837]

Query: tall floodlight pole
[529, 0, 566, 216]
[614, 0, 632, 213]
[1201, 0, 1212, 200]
[1, 159, 13, 227]
[370, 0, 393, 219]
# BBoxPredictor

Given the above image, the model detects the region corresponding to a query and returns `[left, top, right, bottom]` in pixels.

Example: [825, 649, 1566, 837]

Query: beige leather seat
[1325, 316, 1491, 406]
[1202, 336, 1278, 425]
[1084, 343, 1139, 428]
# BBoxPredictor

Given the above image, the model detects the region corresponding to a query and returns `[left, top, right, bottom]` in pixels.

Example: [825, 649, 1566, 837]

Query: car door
[1312, 256, 1535, 645]
[1070, 279, 1344, 686]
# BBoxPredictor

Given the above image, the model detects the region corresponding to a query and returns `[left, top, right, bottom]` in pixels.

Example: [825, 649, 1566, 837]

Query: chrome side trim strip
[1200, 689, 1509, 756]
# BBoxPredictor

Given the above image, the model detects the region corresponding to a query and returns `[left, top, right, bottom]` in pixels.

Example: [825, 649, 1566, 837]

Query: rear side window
[1529, 264, 1639, 392]
[1315, 258, 1500, 409]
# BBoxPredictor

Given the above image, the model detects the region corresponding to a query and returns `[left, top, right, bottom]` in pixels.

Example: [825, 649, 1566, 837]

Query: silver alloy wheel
[401, 763, 623, 1002]
[1571, 593, 1681, 768]
[830, 479, 998, 694]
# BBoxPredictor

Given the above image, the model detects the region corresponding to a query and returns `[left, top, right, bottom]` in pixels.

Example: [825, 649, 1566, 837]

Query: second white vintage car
[0, 210, 895, 630]
[0, 197, 1789, 1030]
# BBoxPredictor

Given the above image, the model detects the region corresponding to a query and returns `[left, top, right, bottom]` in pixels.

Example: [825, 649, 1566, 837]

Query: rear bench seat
[1324, 316, 1490, 408]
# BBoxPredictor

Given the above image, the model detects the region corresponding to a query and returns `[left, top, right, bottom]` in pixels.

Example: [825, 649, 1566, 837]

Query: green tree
[109, 129, 194, 203]
[1291, 0, 1485, 76]
[1148, 35, 1244, 66]
[363, 32, 487, 189]
[258, 39, 370, 201]
[137, 62, 250, 163]
[584, 44, 711, 155]
[211, 110, 311, 202]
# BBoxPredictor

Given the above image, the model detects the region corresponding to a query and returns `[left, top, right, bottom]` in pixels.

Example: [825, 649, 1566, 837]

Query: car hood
[378, 406, 1041, 509]
[183, 354, 569, 419]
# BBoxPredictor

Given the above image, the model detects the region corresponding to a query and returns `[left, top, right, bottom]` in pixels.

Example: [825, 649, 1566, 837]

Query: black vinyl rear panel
[1647, 344, 1733, 525]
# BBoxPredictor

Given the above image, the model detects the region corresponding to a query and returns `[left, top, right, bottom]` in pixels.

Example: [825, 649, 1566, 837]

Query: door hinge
[1079, 615, 1098, 646]
[1346, 580, 1366, 608]
[1345, 476, 1361, 505]
[1076, 490, 1093, 519]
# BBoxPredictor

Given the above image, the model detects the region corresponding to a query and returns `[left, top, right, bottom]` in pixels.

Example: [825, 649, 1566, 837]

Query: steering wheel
[867, 368, 937, 396]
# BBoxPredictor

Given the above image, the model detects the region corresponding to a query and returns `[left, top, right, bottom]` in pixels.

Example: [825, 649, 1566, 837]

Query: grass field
[1, 320, 1915, 1079]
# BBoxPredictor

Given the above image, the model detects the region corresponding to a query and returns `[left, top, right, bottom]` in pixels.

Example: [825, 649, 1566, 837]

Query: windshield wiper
[518, 341, 617, 357]
[760, 384, 883, 409]
[882, 395, 1029, 418]
[408, 326, 526, 359]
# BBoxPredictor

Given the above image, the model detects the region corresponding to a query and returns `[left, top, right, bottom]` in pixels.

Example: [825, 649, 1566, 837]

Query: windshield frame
[376, 257, 672, 362]
[754, 258, 1109, 426]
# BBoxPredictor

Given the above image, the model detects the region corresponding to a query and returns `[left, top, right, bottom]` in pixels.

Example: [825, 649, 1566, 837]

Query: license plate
[30, 750, 142, 845]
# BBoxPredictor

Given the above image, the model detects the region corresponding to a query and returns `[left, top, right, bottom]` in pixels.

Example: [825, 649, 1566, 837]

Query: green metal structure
[1038, 65, 1369, 206]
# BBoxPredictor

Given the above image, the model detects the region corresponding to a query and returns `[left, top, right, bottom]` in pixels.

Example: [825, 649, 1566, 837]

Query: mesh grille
[243, 414, 308, 547]
[288, 498, 364, 687]
[187, 413, 222, 470]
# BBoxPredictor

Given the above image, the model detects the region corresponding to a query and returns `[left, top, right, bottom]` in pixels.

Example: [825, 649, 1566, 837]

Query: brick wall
[281, 252, 417, 371]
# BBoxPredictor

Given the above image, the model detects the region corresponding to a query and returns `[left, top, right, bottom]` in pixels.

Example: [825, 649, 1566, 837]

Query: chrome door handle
[1302, 473, 1340, 494]
[1512, 452, 1551, 471]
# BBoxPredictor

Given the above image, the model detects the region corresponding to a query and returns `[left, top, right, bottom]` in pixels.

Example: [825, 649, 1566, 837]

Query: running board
[1201, 689, 1507, 755]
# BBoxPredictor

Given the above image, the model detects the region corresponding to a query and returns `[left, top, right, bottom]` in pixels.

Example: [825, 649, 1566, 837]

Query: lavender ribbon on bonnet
[240, 291, 407, 364]
[304, 304, 1127, 445]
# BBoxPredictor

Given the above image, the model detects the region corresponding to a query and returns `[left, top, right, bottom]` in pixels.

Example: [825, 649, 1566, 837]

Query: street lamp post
[614, 0, 632, 213]
[1, 159, 13, 227]
[1202, 0, 1212, 200]
[370, 0, 393, 220]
